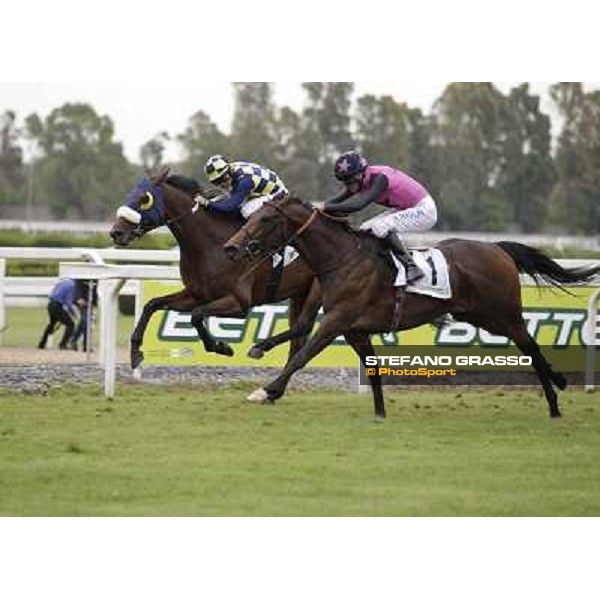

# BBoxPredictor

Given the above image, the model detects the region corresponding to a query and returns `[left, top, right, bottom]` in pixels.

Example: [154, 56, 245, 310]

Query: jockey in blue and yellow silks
[196, 154, 288, 219]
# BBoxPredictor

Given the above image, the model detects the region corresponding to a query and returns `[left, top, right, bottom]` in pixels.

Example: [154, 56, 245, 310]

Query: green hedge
[538, 246, 600, 260]
[7, 260, 59, 277]
[0, 229, 174, 250]
[0, 229, 176, 276]
[0, 229, 597, 277]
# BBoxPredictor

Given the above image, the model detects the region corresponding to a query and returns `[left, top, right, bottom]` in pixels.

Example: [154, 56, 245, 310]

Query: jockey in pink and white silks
[320, 151, 438, 283]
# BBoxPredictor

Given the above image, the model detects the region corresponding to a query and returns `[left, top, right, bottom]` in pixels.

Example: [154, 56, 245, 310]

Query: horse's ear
[151, 165, 171, 185]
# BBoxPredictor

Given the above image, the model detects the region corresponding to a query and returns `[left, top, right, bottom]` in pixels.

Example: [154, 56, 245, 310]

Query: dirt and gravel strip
[0, 348, 359, 394]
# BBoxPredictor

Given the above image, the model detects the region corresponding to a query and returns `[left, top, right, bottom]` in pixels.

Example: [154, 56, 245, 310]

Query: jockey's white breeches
[240, 196, 272, 220]
[359, 195, 438, 238]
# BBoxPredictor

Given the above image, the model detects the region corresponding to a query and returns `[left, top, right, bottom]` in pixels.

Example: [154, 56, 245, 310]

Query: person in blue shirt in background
[69, 280, 97, 351]
[38, 278, 78, 350]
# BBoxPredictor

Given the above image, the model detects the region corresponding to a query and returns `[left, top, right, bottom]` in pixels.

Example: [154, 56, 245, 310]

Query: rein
[165, 199, 200, 227]
[238, 204, 355, 279]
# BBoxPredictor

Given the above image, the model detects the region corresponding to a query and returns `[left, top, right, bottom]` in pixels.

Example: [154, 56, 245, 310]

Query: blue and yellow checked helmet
[334, 151, 368, 182]
[205, 154, 231, 184]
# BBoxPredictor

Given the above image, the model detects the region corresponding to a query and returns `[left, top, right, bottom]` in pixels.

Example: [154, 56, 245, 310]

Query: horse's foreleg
[190, 295, 248, 357]
[345, 332, 386, 419]
[131, 289, 197, 369]
[287, 281, 322, 362]
[253, 316, 343, 404]
[249, 282, 321, 360]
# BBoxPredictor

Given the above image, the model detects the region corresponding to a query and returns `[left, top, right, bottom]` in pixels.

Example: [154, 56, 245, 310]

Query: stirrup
[406, 264, 425, 284]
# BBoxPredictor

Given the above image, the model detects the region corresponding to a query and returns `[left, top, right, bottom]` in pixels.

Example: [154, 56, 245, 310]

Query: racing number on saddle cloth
[391, 248, 451, 299]
[426, 255, 438, 286]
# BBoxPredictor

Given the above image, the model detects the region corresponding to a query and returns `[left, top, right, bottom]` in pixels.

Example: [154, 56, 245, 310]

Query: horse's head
[110, 167, 171, 246]
[224, 196, 312, 262]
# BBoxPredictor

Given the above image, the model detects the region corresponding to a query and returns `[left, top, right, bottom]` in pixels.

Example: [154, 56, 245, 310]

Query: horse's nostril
[247, 241, 261, 256]
[224, 245, 239, 260]
[110, 228, 128, 246]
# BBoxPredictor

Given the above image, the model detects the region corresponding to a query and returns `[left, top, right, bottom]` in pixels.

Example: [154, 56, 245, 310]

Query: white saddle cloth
[390, 248, 452, 299]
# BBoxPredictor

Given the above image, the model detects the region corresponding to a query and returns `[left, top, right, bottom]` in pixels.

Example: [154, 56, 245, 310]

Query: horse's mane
[165, 174, 201, 196]
[285, 194, 363, 237]
[286, 194, 315, 211]
[166, 174, 222, 200]
[164, 173, 242, 225]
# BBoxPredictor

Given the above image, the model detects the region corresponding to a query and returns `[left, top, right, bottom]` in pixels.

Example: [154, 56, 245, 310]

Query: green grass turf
[1, 383, 599, 516]
[2, 307, 134, 348]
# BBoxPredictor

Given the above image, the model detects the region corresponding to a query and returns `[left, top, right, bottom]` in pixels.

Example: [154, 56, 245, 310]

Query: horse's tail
[497, 241, 600, 292]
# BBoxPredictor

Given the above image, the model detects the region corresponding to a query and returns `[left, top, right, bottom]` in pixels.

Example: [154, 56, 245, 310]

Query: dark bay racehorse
[109, 169, 321, 369]
[224, 196, 600, 419]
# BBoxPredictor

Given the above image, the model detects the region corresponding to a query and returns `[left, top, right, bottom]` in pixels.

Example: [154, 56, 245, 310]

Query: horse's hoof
[131, 350, 144, 370]
[555, 374, 568, 390]
[551, 411, 562, 419]
[374, 414, 386, 422]
[247, 388, 268, 403]
[214, 342, 234, 357]
[247, 346, 265, 360]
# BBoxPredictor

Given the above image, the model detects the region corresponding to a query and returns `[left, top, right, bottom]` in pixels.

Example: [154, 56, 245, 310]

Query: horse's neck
[166, 198, 238, 259]
[292, 216, 362, 275]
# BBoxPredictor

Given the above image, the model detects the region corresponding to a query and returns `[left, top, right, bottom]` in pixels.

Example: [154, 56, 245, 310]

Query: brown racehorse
[224, 196, 600, 419]
[109, 169, 321, 370]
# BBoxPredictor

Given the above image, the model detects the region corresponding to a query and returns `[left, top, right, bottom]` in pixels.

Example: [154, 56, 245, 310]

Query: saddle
[359, 232, 451, 299]
[390, 248, 452, 299]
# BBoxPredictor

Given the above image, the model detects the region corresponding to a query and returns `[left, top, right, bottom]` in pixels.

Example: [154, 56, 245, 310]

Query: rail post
[0, 258, 5, 346]
[103, 279, 125, 398]
[132, 280, 144, 380]
[585, 289, 600, 392]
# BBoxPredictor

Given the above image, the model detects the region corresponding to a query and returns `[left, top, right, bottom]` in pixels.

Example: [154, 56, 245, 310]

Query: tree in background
[254, 83, 356, 200]
[3, 83, 597, 235]
[177, 110, 230, 180]
[0, 110, 25, 205]
[272, 105, 322, 198]
[230, 83, 278, 166]
[550, 83, 600, 234]
[25, 103, 132, 219]
[140, 131, 170, 172]
[302, 82, 355, 198]
[499, 84, 556, 232]
[431, 83, 513, 231]
[355, 94, 411, 168]
[405, 107, 438, 193]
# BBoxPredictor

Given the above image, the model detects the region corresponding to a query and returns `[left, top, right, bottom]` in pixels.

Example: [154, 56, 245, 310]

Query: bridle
[234, 201, 351, 277]
[119, 183, 201, 240]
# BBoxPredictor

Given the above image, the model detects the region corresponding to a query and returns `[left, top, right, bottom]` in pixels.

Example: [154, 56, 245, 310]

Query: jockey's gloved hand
[194, 194, 211, 207]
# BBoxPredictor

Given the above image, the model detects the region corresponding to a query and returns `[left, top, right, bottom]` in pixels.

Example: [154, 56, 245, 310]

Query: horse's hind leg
[514, 332, 566, 391]
[345, 332, 386, 419]
[539, 344, 567, 390]
[512, 326, 562, 418]
[130, 288, 198, 369]
[467, 312, 562, 419]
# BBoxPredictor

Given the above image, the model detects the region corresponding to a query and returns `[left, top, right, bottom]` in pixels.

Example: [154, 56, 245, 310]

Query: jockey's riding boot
[386, 233, 424, 284]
